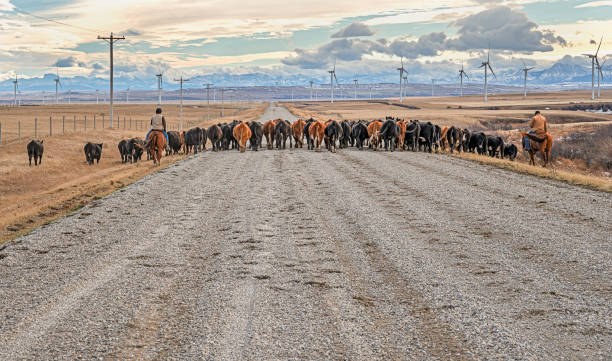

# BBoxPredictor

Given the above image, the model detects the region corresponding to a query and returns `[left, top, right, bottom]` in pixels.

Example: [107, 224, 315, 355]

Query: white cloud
[575, 1, 612, 8]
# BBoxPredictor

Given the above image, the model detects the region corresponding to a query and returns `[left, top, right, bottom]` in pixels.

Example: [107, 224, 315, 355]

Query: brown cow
[262, 119, 279, 149]
[367, 120, 382, 151]
[396, 120, 407, 151]
[439, 126, 449, 151]
[291, 119, 306, 148]
[308, 120, 326, 152]
[233, 122, 252, 153]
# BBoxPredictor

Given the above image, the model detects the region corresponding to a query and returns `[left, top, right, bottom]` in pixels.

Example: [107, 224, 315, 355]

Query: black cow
[446, 126, 462, 153]
[207, 124, 223, 151]
[27, 140, 44, 166]
[432, 125, 442, 152]
[130, 138, 145, 162]
[229, 120, 240, 149]
[379, 119, 399, 151]
[118, 139, 133, 163]
[418, 121, 434, 153]
[249, 121, 263, 151]
[468, 132, 488, 154]
[84, 142, 103, 165]
[352, 121, 368, 150]
[275, 120, 291, 149]
[504, 144, 518, 161]
[199, 127, 208, 152]
[339, 120, 352, 149]
[221, 123, 233, 150]
[304, 118, 315, 150]
[184, 127, 203, 154]
[461, 129, 471, 152]
[324, 120, 342, 153]
[405, 120, 420, 151]
[166, 131, 183, 155]
[486, 135, 505, 158]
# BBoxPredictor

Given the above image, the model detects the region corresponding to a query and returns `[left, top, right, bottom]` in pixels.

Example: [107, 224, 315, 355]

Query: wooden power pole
[97, 32, 125, 128]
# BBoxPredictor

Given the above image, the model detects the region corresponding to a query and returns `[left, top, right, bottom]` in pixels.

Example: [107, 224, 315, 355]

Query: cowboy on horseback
[524, 110, 547, 150]
[144, 108, 168, 147]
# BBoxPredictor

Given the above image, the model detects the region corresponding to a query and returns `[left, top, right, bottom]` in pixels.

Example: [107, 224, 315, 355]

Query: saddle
[526, 133, 548, 143]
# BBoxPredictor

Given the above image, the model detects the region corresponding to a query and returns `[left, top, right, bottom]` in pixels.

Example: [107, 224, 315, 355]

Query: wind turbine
[479, 44, 496, 102]
[96, 89, 99, 104]
[156, 73, 163, 105]
[397, 57, 406, 102]
[403, 75, 408, 98]
[54, 68, 61, 104]
[353, 79, 358, 100]
[42, 90, 46, 105]
[328, 61, 338, 103]
[596, 57, 606, 99]
[12, 75, 18, 106]
[520, 60, 535, 99]
[431, 79, 435, 97]
[309, 80, 314, 100]
[459, 62, 469, 97]
[583, 36, 603, 101]
[126, 88, 130, 103]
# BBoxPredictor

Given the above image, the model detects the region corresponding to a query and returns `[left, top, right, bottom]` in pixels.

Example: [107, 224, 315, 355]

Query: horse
[520, 131, 552, 167]
[147, 130, 166, 166]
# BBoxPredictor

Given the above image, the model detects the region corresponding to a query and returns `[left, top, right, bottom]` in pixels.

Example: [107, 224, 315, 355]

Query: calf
[486, 135, 504, 158]
[84, 142, 103, 165]
[275, 119, 291, 149]
[27, 140, 44, 166]
[249, 121, 264, 151]
[504, 143, 518, 161]
[118, 139, 132, 163]
[207, 125, 223, 151]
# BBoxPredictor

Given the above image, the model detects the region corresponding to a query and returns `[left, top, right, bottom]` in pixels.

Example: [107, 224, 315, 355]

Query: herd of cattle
[26, 116, 520, 166]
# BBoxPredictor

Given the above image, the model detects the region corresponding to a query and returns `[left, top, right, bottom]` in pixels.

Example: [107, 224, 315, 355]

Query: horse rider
[524, 110, 547, 150]
[144, 107, 168, 147]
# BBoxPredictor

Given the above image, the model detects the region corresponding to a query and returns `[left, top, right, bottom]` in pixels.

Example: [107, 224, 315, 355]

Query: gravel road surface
[0, 104, 610, 360]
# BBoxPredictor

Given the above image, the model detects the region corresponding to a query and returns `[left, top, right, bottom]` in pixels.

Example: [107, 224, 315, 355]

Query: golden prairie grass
[0, 102, 266, 244]
[451, 152, 611, 192]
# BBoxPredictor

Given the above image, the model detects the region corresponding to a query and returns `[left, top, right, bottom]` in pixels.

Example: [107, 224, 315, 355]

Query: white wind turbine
[54, 67, 61, 104]
[520, 60, 535, 99]
[156, 73, 163, 104]
[328, 60, 338, 103]
[479, 44, 496, 102]
[583, 36, 603, 101]
[459, 62, 469, 97]
[12, 75, 19, 105]
[403, 75, 408, 98]
[397, 57, 406, 102]
[596, 57, 606, 99]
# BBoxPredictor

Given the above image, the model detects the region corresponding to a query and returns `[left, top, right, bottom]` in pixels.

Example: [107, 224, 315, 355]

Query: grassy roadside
[449, 152, 611, 193]
[0, 103, 267, 246]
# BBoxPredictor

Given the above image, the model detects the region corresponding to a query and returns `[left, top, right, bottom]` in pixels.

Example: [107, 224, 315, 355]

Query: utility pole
[13, 75, 18, 106]
[204, 83, 212, 121]
[97, 32, 125, 128]
[174, 76, 190, 131]
[431, 79, 435, 97]
[221, 88, 224, 117]
[369, 87, 372, 100]
[156, 73, 163, 105]
[126, 88, 130, 104]
[353, 79, 358, 100]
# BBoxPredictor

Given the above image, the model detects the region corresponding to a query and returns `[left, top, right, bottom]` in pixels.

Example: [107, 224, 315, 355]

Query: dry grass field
[0, 102, 266, 243]
[285, 90, 612, 187]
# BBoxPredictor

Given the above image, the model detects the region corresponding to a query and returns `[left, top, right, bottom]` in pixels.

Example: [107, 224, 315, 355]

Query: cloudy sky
[0, 0, 610, 87]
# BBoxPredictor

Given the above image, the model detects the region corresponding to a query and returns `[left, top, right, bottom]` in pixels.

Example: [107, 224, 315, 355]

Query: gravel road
[0, 104, 610, 360]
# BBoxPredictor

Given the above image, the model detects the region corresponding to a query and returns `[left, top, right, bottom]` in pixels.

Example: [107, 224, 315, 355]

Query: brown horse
[232, 122, 252, 153]
[308, 120, 326, 152]
[520, 131, 553, 167]
[148, 130, 166, 166]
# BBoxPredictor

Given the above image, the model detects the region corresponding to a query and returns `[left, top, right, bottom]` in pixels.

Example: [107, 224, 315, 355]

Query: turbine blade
[464, 72, 469, 80]
[595, 36, 603, 56]
[489, 64, 496, 79]
[521, 59, 526, 67]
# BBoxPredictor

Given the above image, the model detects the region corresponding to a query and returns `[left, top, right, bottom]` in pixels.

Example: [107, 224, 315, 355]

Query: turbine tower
[479, 45, 496, 102]
[397, 58, 406, 102]
[459, 62, 469, 97]
[583, 36, 603, 101]
[12, 75, 18, 105]
[403, 75, 408, 98]
[353, 79, 358, 100]
[596, 58, 606, 99]
[126, 88, 130, 103]
[520, 60, 535, 99]
[309, 80, 314, 100]
[54, 68, 61, 104]
[431, 79, 435, 97]
[328, 61, 338, 103]
[156, 73, 163, 104]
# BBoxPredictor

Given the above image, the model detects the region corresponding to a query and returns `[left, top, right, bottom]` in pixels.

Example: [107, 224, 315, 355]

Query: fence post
[49, 116, 52, 136]
[62, 116, 65, 134]
[123, 117, 126, 129]
[84, 115, 87, 131]
[73, 116, 76, 132]
[0, 122, 2, 145]
[18, 120, 21, 142]
[94, 115, 96, 129]
[130, 117, 132, 129]
[102, 114, 105, 129]
[117, 115, 120, 129]
[35, 117, 38, 138]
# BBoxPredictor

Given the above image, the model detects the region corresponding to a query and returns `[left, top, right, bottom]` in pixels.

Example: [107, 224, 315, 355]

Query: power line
[12, 6, 106, 34]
